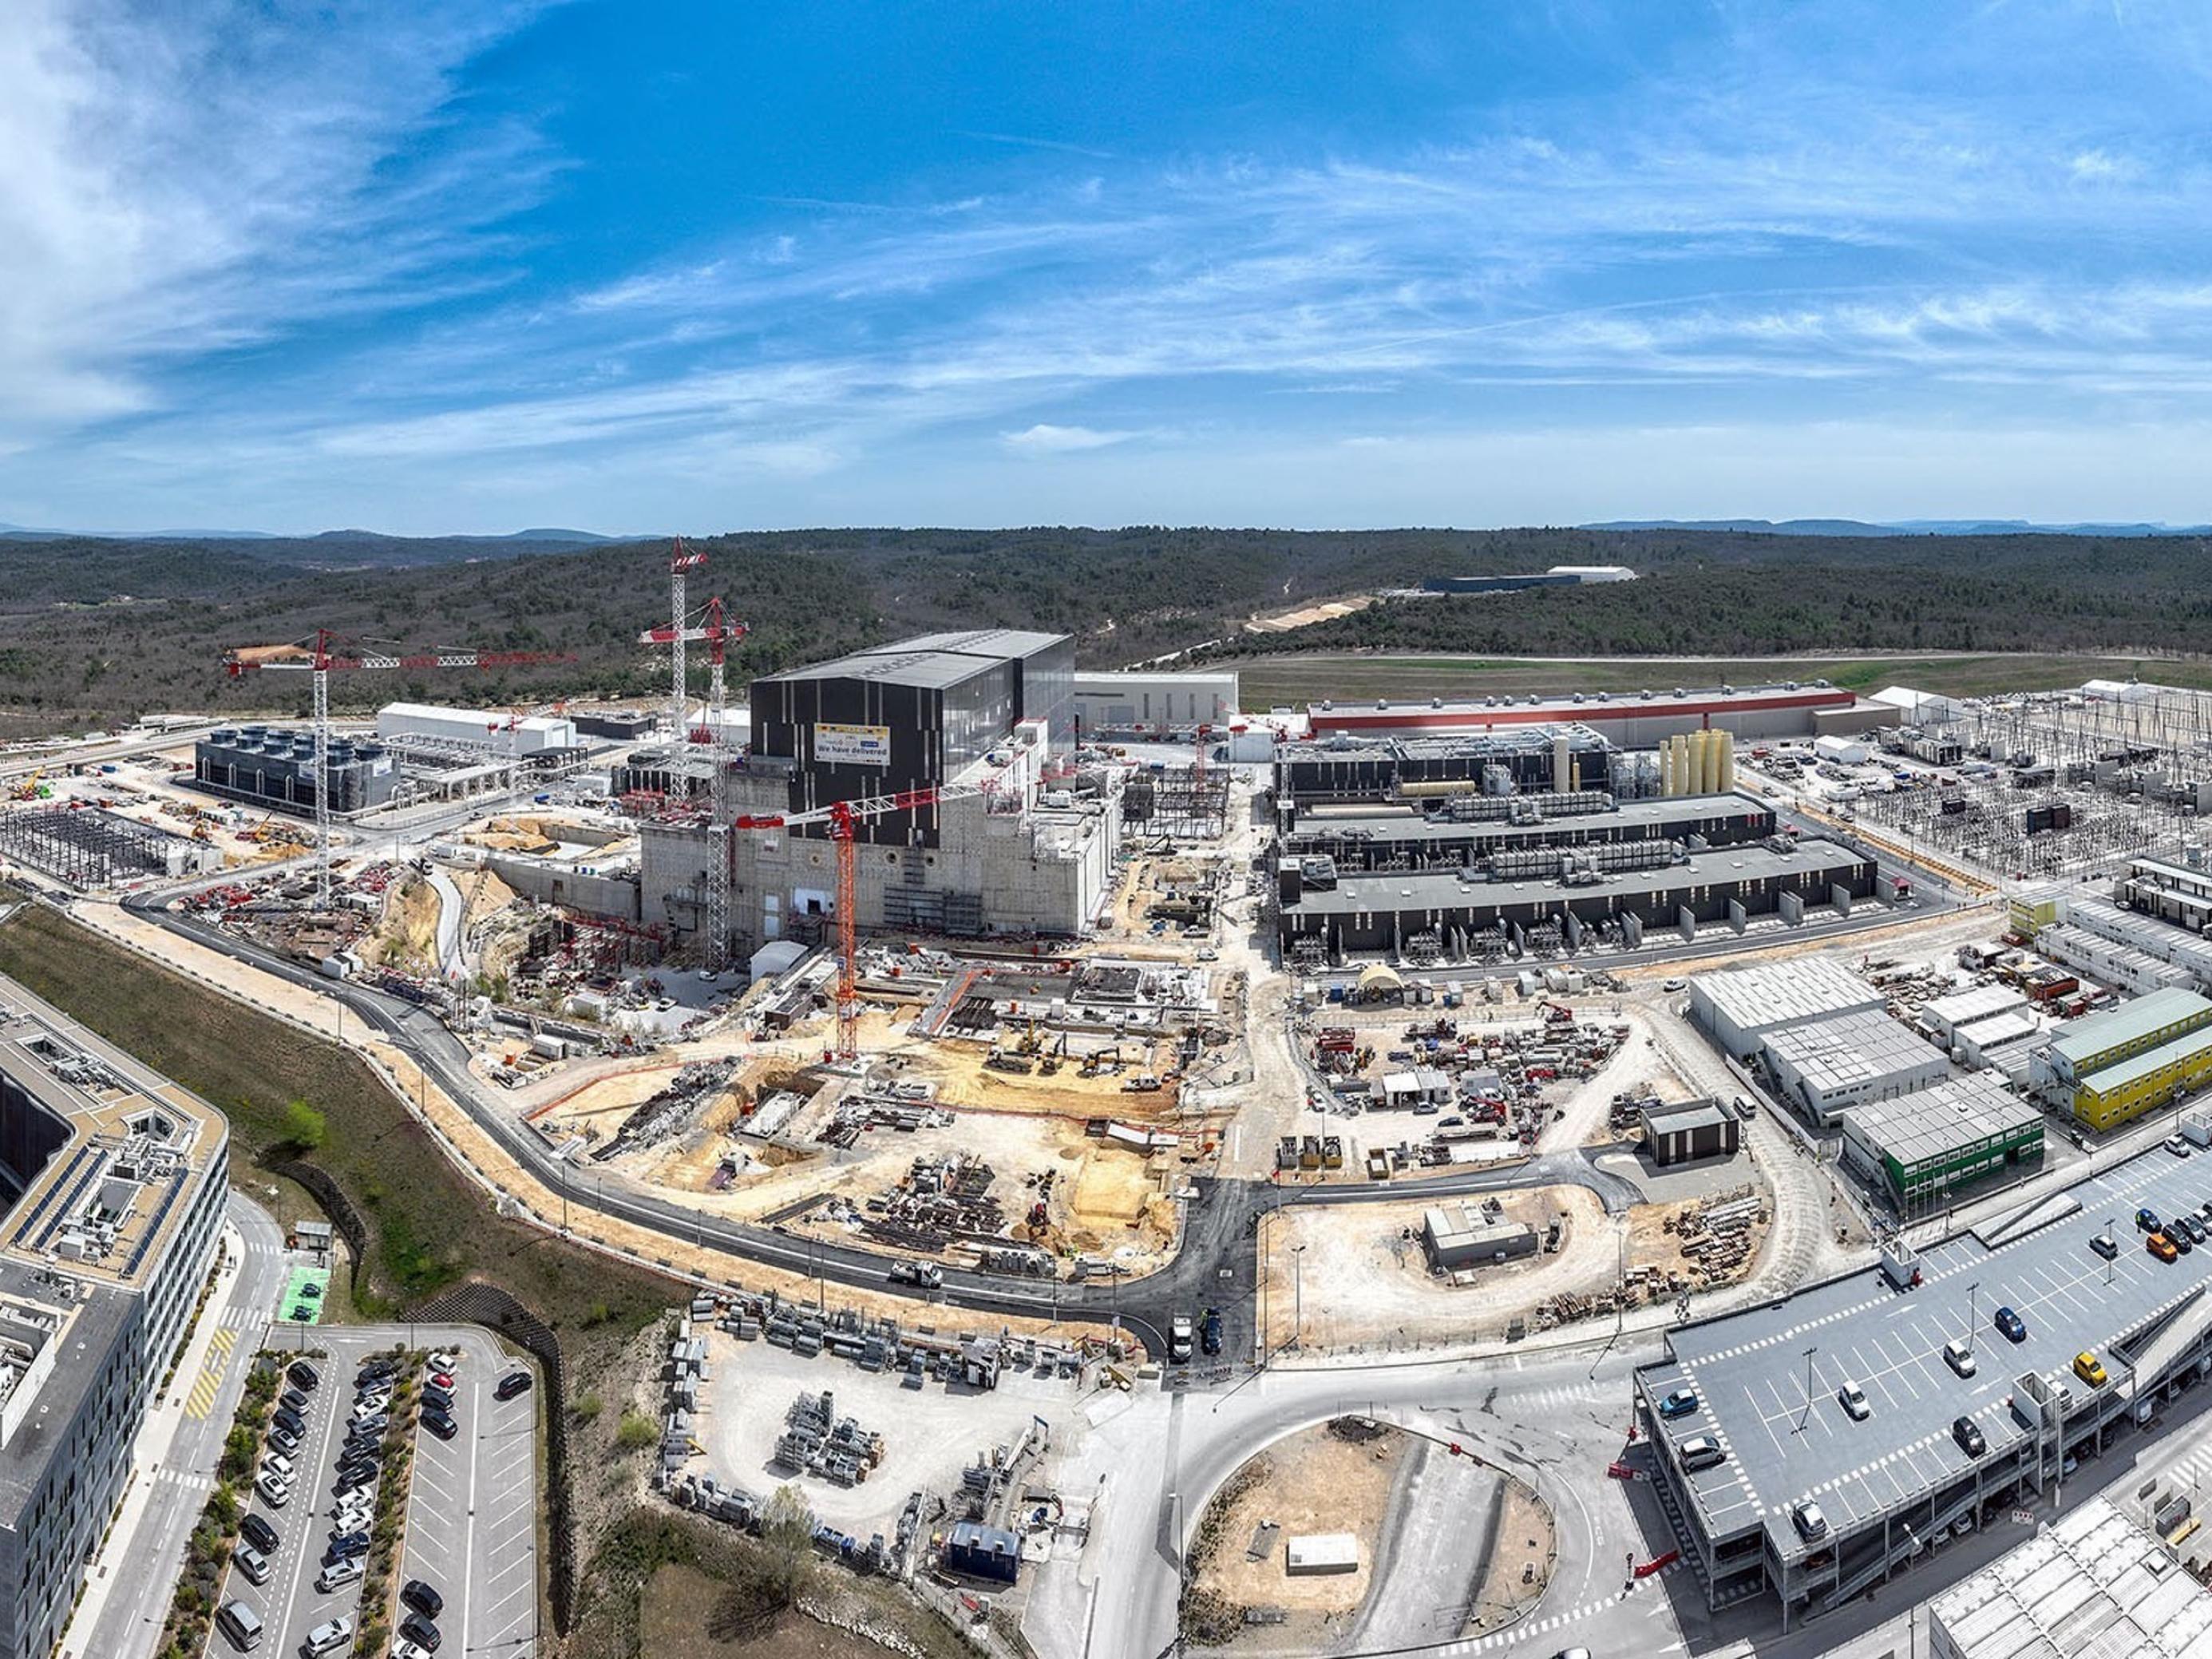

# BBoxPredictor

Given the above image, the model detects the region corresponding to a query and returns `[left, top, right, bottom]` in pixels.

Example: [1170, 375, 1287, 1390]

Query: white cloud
[1001, 424, 1137, 453]
[0, 0, 552, 445]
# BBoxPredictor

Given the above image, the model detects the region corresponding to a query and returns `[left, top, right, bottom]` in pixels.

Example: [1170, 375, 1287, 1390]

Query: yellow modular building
[2032, 986, 2212, 1131]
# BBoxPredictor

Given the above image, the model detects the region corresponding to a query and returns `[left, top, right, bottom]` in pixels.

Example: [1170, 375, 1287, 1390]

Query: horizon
[6, 3, 2211, 531]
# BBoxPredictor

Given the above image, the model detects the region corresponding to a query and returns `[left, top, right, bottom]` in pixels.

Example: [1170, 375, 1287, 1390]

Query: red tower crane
[223, 629, 572, 908]
[733, 780, 988, 1059]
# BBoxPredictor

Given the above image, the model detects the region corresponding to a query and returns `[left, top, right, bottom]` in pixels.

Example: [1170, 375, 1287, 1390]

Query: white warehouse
[1072, 671, 1237, 734]
[378, 702, 578, 755]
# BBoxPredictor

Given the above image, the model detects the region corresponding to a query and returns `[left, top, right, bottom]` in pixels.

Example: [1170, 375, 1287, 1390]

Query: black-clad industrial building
[193, 725, 399, 815]
[746, 629, 1074, 845]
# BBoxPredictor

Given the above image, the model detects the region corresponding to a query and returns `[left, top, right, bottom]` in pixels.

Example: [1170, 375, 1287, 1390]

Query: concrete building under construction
[638, 630, 1122, 958]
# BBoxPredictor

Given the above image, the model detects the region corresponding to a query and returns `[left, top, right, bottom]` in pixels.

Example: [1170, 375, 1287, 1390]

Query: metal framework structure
[223, 630, 571, 909]
[0, 806, 184, 888]
[734, 780, 987, 1059]
[638, 554, 748, 973]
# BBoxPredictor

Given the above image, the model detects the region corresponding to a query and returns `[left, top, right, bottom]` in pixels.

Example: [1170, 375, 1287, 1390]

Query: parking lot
[1642, 1138, 2212, 1556]
[398, 1336, 541, 1654]
[218, 1327, 539, 1657]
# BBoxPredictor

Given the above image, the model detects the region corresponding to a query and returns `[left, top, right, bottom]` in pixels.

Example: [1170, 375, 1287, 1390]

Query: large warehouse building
[1636, 1142, 2212, 1625]
[639, 630, 1118, 959]
[1278, 791, 1777, 873]
[376, 701, 579, 754]
[1276, 837, 1878, 962]
[1303, 681, 1897, 746]
[1070, 669, 1237, 734]
[1761, 1008, 1950, 1124]
[0, 996, 229, 1659]
[1688, 957, 1889, 1059]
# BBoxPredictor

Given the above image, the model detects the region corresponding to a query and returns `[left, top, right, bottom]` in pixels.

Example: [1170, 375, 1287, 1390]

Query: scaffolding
[0, 806, 191, 888]
[1124, 762, 1231, 840]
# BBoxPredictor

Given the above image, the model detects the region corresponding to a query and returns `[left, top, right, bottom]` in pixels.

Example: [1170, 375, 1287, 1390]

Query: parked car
[2091, 1232, 2119, 1260]
[315, 1557, 364, 1594]
[1838, 1380, 1871, 1420]
[1201, 1309, 1223, 1356]
[2169, 1134, 2193, 1158]
[1953, 1415, 1987, 1457]
[1679, 1435, 1726, 1471]
[2186, 1215, 2209, 1245]
[399, 1612, 443, 1653]
[1791, 1500, 1829, 1541]
[2138, 1207, 2163, 1233]
[281, 1387, 310, 1415]
[1169, 1317, 1193, 1363]
[1943, 1339, 1977, 1378]
[239, 1514, 279, 1555]
[287, 1360, 320, 1391]
[2075, 1352, 2109, 1388]
[1994, 1306, 2027, 1343]
[494, 1370, 532, 1401]
[402, 1581, 445, 1620]
[253, 1472, 290, 1508]
[233, 1542, 271, 1585]
[303, 1616, 352, 1657]
[2150, 1232, 2180, 1263]
[268, 1423, 300, 1455]
[421, 1409, 457, 1441]
[271, 1406, 305, 1437]
[1657, 1388, 1700, 1419]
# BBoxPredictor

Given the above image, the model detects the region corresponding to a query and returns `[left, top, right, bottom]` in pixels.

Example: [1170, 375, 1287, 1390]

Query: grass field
[0, 901, 669, 1346]
[1230, 651, 2212, 709]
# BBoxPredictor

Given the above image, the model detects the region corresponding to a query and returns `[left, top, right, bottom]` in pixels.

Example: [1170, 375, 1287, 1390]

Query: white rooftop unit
[1688, 958, 1887, 1058]
[1284, 1533, 1360, 1574]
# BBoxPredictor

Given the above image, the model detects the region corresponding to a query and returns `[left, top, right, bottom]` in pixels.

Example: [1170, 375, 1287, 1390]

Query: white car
[350, 1395, 390, 1423]
[315, 1557, 365, 1594]
[1838, 1380, 1872, 1420]
[428, 1351, 460, 1373]
[2169, 1134, 2193, 1158]
[305, 1616, 353, 1656]
[254, 1471, 291, 1507]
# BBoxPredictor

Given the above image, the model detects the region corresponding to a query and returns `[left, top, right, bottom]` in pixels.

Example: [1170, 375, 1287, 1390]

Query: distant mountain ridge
[0, 522, 625, 544]
[1583, 517, 2212, 537]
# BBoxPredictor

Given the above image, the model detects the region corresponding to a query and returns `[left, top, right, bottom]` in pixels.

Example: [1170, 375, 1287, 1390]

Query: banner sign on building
[814, 723, 892, 767]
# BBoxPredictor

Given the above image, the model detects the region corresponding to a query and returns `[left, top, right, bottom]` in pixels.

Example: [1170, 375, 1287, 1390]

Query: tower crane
[223, 630, 572, 909]
[733, 779, 989, 1060]
[638, 589, 748, 973]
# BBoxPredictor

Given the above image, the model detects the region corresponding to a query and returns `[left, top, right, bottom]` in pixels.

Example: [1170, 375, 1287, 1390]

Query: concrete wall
[486, 853, 643, 922]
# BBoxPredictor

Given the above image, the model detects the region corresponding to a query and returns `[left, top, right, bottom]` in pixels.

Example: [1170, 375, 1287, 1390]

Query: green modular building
[1839, 1072, 2044, 1204]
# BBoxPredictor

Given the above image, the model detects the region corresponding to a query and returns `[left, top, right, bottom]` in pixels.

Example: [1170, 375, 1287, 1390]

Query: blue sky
[5, 0, 2212, 533]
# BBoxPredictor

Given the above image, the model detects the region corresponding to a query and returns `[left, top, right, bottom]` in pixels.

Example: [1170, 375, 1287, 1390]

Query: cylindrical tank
[1552, 732, 1570, 794]
[1718, 729, 1736, 792]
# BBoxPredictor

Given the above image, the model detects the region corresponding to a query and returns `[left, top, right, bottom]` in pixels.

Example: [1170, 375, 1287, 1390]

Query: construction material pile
[773, 1389, 886, 1487]
[592, 1057, 739, 1162]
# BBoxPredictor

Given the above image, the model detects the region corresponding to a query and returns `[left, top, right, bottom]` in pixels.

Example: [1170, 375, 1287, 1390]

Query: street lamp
[1798, 1344, 1818, 1432]
[1292, 1245, 1307, 1352]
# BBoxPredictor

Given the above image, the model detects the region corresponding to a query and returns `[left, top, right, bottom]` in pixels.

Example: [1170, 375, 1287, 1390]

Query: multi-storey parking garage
[1636, 1144, 2212, 1628]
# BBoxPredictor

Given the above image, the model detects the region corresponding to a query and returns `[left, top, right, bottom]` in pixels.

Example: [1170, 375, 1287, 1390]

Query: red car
[429, 1371, 455, 1391]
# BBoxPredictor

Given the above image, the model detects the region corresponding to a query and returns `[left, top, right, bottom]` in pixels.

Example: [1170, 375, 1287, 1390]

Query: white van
[216, 1600, 263, 1651]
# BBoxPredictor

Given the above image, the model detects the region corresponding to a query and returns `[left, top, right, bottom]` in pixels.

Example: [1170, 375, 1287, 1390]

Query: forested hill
[0, 524, 2204, 733]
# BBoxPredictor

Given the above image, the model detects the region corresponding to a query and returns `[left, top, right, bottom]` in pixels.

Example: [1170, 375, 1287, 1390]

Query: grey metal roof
[1930, 1497, 2212, 1659]
[1689, 956, 1886, 1035]
[2049, 987, 2212, 1068]
[1840, 1073, 2042, 1168]
[1763, 1008, 1945, 1096]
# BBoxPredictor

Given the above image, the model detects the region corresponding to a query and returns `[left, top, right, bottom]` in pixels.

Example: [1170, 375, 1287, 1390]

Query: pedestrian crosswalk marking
[183, 1327, 238, 1420]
